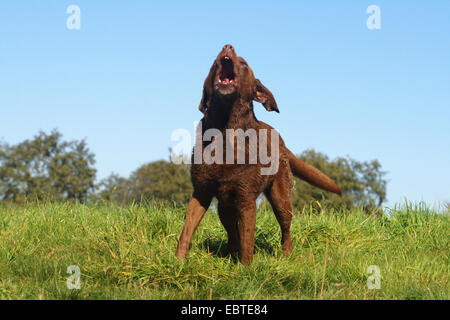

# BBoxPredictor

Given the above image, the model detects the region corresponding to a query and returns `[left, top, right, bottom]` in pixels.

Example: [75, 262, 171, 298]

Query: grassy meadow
[0, 201, 448, 300]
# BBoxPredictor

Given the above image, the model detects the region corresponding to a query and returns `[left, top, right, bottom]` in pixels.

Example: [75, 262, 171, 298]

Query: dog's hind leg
[175, 193, 212, 260]
[218, 202, 240, 257]
[264, 174, 294, 256]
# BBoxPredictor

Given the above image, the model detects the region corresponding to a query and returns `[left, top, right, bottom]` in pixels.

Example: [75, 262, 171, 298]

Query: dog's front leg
[238, 203, 257, 265]
[175, 194, 212, 260]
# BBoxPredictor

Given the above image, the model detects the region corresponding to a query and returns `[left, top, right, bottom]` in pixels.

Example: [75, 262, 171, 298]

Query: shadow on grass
[198, 233, 277, 262]
[200, 238, 231, 258]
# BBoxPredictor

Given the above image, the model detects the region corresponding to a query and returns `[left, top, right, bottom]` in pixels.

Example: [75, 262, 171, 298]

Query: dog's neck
[204, 96, 257, 131]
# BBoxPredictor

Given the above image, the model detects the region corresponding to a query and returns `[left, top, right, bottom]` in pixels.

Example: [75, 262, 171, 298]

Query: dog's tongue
[223, 78, 230, 84]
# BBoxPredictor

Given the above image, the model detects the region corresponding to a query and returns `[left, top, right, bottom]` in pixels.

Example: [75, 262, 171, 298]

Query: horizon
[0, 1, 449, 209]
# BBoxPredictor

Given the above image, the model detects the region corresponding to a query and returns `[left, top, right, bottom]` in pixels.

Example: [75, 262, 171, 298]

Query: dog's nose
[222, 44, 234, 53]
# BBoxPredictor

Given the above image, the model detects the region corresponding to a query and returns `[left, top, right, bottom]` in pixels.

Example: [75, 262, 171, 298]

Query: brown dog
[175, 45, 341, 265]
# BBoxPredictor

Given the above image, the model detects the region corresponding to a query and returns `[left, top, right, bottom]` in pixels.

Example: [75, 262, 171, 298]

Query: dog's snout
[222, 44, 234, 53]
[218, 44, 236, 61]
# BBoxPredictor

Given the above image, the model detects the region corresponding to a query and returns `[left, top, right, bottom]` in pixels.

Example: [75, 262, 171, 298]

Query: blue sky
[0, 1, 449, 208]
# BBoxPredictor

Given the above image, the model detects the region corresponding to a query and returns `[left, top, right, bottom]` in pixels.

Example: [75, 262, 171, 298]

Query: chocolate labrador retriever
[175, 45, 341, 265]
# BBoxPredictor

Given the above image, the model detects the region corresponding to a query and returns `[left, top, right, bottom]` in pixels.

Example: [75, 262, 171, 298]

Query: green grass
[0, 201, 448, 300]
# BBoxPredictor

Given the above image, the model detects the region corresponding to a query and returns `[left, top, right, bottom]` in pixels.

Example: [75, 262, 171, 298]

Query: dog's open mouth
[215, 56, 237, 93]
[219, 56, 235, 84]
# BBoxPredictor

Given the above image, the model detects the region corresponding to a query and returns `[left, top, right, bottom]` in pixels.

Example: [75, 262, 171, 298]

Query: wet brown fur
[175, 45, 341, 265]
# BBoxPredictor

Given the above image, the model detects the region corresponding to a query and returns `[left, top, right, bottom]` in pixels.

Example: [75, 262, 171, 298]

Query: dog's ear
[199, 61, 217, 115]
[253, 79, 279, 113]
[198, 87, 209, 115]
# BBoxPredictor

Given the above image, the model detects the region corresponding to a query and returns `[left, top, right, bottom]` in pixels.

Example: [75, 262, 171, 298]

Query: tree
[290, 149, 387, 211]
[95, 173, 132, 204]
[0, 130, 96, 202]
[130, 160, 192, 205]
[97, 160, 192, 206]
[98, 149, 387, 211]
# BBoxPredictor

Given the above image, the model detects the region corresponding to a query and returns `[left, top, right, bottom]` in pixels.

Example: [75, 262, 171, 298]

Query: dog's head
[199, 44, 279, 115]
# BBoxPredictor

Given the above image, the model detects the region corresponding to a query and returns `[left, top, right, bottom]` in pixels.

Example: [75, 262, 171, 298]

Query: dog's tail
[287, 149, 342, 196]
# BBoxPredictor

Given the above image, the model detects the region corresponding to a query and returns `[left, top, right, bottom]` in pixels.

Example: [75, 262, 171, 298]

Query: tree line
[0, 130, 388, 211]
